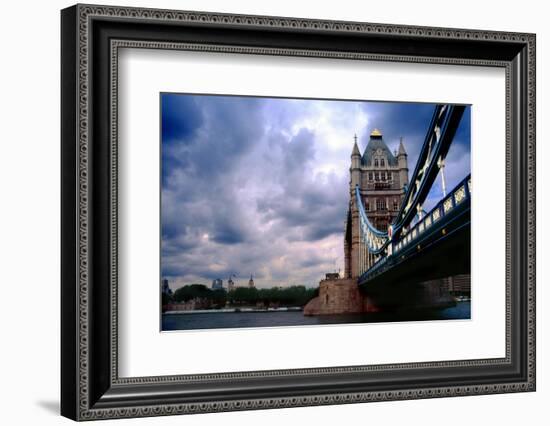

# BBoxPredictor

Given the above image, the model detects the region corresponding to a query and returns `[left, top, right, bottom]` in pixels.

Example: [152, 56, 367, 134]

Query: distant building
[228, 276, 235, 291]
[164, 297, 211, 312]
[248, 274, 255, 288]
[161, 279, 172, 295]
[212, 278, 223, 290]
[447, 274, 471, 296]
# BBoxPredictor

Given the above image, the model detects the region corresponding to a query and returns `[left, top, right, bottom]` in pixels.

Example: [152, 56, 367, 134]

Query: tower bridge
[304, 104, 471, 316]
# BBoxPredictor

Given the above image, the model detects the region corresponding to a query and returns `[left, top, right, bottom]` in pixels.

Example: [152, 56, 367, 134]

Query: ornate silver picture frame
[61, 4, 535, 420]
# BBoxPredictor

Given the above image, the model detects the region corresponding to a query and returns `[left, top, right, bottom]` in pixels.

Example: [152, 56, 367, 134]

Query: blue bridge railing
[355, 103, 468, 278]
[359, 174, 471, 282]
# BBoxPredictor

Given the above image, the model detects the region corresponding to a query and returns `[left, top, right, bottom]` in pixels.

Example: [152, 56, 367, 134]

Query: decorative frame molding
[61, 4, 535, 421]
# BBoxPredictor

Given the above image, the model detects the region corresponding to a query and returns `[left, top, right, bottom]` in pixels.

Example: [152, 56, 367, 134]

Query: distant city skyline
[161, 94, 470, 290]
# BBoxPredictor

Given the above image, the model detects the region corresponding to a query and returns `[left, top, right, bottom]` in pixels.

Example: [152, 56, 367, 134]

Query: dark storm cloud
[160, 95, 266, 255]
[255, 127, 348, 243]
[161, 95, 203, 183]
[264, 183, 347, 243]
[282, 128, 316, 173]
[161, 94, 203, 142]
[162, 95, 264, 184]
[211, 221, 248, 245]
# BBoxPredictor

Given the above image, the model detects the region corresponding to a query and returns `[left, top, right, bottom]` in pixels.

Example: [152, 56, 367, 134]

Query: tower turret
[350, 134, 361, 189]
[397, 137, 408, 188]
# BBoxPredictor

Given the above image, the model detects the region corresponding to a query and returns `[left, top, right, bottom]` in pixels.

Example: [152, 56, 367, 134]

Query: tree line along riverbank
[162, 284, 318, 312]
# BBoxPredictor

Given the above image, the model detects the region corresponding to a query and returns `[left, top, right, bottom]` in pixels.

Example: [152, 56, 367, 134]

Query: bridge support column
[350, 199, 361, 279]
[304, 277, 364, 316]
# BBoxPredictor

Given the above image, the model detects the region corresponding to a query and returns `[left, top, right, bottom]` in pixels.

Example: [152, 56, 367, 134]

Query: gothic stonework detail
[345, 130, 409, 279]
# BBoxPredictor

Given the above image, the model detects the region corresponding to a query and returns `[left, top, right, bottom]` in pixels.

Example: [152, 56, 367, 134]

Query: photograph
[160, 94, 472, 331]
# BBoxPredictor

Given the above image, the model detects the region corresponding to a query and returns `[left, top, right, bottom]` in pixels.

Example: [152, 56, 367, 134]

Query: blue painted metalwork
[355, 185, 389, 255]
[355, 185, 387, 237]
[355, 103, 468, 277]
[391, 104, 465, 234]
[359, 174, 471, 285]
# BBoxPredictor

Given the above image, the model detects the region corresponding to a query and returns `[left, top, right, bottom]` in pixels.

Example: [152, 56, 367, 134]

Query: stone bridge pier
[304, 273, 457, 316]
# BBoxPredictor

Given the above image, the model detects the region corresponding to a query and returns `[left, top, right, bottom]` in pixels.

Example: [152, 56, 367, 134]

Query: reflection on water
[162, 301, 471, 331]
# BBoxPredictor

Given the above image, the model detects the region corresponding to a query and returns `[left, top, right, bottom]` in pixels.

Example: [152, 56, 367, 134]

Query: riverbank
[164, 306, 303, 315]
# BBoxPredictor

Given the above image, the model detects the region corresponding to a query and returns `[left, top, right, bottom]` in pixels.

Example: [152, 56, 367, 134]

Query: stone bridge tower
[305, 128, 459, 316]
[344, 129, 409, 279]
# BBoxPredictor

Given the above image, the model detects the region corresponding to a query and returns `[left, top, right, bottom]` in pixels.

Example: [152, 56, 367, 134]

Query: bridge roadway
[358, 175, 470, 289]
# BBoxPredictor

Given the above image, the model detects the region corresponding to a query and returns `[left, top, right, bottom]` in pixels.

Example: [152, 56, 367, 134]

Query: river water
[162, 301, 470, 331]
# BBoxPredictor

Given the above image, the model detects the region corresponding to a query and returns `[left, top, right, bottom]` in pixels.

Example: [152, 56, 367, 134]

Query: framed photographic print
[61, 4, 536, 421]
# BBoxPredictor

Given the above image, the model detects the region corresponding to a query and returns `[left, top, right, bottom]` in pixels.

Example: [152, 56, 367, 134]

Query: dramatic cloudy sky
[161, 94, 471, 290]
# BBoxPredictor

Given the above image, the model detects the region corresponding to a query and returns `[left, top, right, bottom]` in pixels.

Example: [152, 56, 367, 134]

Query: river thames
[162, 301, 470, 331]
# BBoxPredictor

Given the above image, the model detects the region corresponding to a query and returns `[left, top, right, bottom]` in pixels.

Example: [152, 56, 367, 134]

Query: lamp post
[437, 156, 447, 197]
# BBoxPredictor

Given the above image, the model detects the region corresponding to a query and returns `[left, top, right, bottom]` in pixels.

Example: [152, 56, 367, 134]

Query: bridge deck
[359, 183, 470, 288]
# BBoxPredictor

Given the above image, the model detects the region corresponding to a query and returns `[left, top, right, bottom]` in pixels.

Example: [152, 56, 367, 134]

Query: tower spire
[352, 134, 361, 157]
[350, 133, 361, 190]
[397, 137, 409, 186]
[398, 137, 407, 155]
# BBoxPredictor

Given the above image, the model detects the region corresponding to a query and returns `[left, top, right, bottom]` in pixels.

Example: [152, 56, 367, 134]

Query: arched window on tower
[381, 158, 385, 167]
[374, 158, 379, 167]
